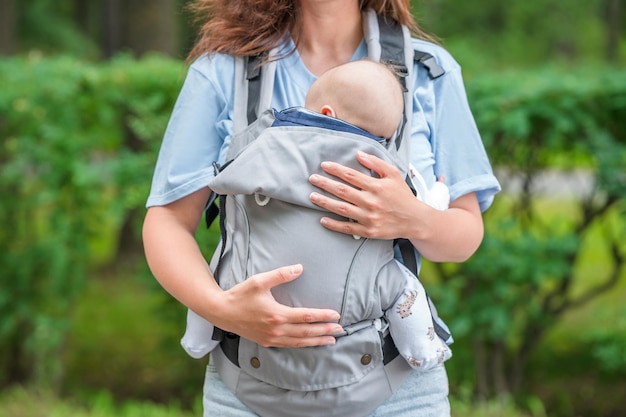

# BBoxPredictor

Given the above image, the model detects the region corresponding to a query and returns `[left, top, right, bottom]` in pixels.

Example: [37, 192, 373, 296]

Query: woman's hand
[215, 264, 343, 348]
[309, 150, 421, 240]
[308, 151, 484, 262]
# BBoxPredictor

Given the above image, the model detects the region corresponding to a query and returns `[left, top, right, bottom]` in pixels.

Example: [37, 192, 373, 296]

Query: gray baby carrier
[205, 10, 449, 417]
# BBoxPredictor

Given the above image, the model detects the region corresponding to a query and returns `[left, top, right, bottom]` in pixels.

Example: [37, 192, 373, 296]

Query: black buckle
[215, 327, 240, 367]
[414, 52, 445, 79]
[382, 331, 400, 365]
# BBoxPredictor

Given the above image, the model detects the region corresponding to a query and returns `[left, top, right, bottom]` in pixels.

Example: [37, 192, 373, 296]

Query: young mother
[143, 1, 500, 416]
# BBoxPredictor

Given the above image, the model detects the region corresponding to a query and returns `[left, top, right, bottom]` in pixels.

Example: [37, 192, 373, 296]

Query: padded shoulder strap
[232, 56, 247, 134]
[364, 10, 445, 158]
[245, 54, 263, 126]
[233, 52, 277, 134]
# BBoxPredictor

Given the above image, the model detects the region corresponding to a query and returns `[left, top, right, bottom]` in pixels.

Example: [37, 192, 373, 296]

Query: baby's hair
[379, 60, 409, 92]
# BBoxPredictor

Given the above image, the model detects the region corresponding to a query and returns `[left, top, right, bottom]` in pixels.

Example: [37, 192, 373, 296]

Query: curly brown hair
[186, 0, 432, 61]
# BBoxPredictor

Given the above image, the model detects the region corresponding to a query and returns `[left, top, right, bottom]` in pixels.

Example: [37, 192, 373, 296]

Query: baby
[182, 59, 451, 370]
[303, 58, 449, 209]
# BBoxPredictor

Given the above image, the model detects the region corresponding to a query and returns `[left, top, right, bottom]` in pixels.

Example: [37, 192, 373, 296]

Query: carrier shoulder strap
[232, 52, 277, 133]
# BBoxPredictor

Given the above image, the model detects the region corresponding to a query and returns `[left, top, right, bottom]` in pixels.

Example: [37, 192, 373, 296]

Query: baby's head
[305, 59, 405, 139]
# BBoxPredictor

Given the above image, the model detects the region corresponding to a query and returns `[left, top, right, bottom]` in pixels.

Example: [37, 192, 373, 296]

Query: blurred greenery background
[0, 0, 625, 416]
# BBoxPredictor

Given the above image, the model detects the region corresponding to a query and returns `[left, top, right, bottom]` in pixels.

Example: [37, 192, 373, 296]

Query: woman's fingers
[255, 318, 343, 348]
[253, 263, 304, 289]
[227, 265, 343, 348]
[313, 151, 397, 191]
[309, 151, 415, 239]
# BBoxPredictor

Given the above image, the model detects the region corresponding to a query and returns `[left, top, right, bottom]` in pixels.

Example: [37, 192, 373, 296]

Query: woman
[143, 1, 500, 416]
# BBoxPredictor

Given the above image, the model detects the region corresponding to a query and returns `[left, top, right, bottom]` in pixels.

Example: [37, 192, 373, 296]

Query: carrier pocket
[237, 322, 383, 391]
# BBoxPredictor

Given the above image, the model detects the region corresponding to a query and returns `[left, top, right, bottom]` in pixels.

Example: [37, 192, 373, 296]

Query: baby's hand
[428, 175, 450, 211]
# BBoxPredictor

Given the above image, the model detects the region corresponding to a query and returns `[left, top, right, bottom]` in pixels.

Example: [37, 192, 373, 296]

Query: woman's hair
[186, 0, 434, 61]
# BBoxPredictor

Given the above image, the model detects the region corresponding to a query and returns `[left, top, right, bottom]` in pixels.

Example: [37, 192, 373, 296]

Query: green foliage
[416, 0, 617, 69]
[468, 65, 626, 166]
[442, 219, 579, 341]
[427, 63, 626, 413]
[0, 54, 185, 388]
[8, 1, 625, 69]
[450, 391, 543, 417]
[17, 0, 100, 58]
[579, 296, 626, 375]
[63, 271, 204, 406]
[0, 386, 200, 417]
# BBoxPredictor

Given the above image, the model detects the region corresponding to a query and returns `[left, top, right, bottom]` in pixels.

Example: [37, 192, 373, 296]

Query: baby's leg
[180, 309, 220, 359]
[385, 260, 452, 371]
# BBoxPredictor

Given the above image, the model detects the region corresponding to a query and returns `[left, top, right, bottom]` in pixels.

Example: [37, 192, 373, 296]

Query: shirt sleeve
[410, 41, 501, 212]
[146, 54, 235, 207]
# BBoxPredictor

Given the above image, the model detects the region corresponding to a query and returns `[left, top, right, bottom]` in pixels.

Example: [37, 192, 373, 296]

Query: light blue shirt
[147, 38, 500, 211]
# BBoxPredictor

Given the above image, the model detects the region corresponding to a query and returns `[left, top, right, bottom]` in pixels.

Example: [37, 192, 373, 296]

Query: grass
[0, 386, 539, 417]
[62, 264, 206, 407]
[0, 386, 199, 417]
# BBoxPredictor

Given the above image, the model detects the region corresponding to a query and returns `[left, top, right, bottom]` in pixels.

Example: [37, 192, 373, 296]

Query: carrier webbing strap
[246, 54, 263, 125]
[204, 196, 220, 229]
[396, 238, 418, 276]
[381, 332, 399, 365]
[376, 16, 446, 81]
[212, 327, 240, 366]
[213, 328, 398, 368]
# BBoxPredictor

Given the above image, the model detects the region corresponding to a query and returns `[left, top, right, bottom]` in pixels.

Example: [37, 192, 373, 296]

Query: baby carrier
[202, 10, 450, 417]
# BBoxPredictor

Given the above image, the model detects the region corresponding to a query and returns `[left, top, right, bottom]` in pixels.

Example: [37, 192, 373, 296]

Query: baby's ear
[320, 105, 336, 118]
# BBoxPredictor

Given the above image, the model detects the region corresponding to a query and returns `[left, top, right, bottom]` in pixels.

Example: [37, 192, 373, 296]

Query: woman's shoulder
[188, 52, 237, 85]
[410, 38, 461, 73]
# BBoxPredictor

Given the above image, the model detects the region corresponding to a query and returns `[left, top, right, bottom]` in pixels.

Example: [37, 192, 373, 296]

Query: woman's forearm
[408, 192, 484, 263]
[142, 192, 227, 324]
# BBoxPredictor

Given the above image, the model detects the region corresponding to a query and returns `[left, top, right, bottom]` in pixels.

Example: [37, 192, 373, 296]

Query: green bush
[0, 53, 186, 388]
[428, 64, 626, 415]
[0, 385, 200, 417]
[62, 267, 205, 407]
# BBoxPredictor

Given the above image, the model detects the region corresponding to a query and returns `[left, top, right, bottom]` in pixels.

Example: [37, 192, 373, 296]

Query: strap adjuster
[414, 52, 445, 79]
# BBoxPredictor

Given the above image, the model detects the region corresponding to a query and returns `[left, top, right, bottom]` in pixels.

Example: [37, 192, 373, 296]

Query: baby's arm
[425, 176, 450, 211]
[409, 166, 450, 211]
